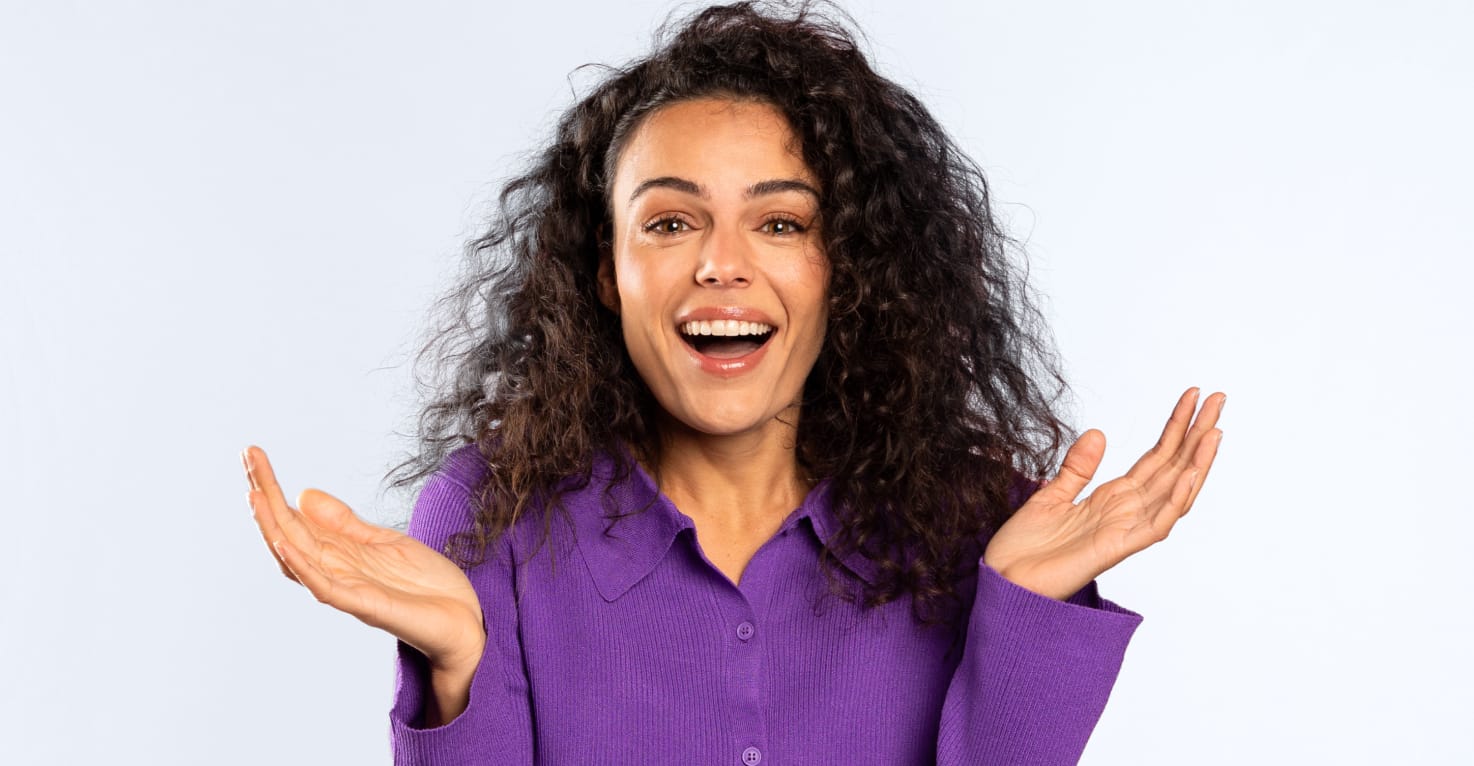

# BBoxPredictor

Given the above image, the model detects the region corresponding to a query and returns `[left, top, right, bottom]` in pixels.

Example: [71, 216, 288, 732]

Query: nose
[694, 224, 753, 288]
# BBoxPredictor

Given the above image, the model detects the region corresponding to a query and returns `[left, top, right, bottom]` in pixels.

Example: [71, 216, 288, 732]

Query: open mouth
[678, 320, 776, 359]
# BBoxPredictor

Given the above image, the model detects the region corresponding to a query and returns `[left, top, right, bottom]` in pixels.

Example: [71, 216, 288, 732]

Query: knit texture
[389, 445, 1142, 765]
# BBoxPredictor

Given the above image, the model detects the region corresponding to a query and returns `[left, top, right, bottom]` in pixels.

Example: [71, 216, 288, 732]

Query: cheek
[786, 255, 830, 325]
[614, 258, 643, 304]
[614, 260, 659, 324]
[613, 258, 670, 352]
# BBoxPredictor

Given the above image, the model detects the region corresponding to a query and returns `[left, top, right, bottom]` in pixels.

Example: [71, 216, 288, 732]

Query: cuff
[388, 631, 501, 764]
[976, 561, 1143, 642]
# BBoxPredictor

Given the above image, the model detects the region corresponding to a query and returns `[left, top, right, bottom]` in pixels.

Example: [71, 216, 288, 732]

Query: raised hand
[983, 387, 1226, 601]
[242, 445, 486, 676]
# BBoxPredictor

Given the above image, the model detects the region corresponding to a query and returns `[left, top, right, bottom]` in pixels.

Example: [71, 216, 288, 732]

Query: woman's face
[601, 97, 829, 439]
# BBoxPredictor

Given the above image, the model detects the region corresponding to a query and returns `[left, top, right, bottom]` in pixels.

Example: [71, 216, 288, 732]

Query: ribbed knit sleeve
[388, 466, 534, 765]
[935, 562, 1143, 765]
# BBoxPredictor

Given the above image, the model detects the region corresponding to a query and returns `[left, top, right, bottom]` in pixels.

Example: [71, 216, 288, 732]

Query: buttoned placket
[692, 514, 804, 766]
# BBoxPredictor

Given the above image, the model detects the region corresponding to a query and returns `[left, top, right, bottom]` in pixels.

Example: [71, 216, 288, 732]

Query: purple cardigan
[389, 445, 1142, 765]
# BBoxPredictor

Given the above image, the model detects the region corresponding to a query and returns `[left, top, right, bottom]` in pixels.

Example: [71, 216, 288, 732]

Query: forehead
[609, 98, 818, 205]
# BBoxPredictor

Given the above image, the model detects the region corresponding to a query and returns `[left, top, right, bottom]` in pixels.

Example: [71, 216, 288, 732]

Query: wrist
[421, 635, 484, 729]
[986, 559, 1080, 602]
[426, 608, 487, 672]
[428, 634, 486, 677]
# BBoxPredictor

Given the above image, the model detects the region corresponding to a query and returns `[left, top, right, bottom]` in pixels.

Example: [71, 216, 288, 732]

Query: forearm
[422, 661, 477, 728]
[936, 563, 1143, 765]
[390, 455, 534, 762]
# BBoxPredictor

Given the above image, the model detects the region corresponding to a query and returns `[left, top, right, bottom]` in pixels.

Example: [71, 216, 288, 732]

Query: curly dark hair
[384, 0, 1077, 633]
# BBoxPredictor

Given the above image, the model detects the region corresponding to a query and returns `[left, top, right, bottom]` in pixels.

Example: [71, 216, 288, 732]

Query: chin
[663, 396, 788, 438]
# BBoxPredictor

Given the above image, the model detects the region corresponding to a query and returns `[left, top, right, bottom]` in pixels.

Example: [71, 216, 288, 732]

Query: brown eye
[644, 216, 690, 234]
[762, 217, 805, 235]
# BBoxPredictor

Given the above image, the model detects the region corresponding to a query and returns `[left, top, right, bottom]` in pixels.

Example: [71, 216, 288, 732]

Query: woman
[244, 2, 1225, 763]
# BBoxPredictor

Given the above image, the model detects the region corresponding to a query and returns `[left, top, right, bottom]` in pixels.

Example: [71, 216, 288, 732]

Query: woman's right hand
[242, 445, 486, 677]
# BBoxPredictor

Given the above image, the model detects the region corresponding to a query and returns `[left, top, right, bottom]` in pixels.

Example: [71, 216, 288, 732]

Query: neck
[642, 407, 812, 531]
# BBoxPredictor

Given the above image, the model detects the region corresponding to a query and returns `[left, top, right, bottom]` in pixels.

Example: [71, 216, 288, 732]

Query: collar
[568, 447, 879, 602]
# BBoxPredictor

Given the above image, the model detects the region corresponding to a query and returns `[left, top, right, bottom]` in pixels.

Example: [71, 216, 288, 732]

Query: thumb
[297, 487, 360, 535]
[1041, 429, 1106, 503]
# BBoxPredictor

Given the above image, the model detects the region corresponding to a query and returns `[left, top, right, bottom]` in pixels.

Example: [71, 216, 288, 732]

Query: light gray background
[3, 1, 1469, 763]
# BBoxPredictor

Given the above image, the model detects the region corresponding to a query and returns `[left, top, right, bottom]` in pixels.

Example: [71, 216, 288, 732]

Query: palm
[243, 446, 485, 673]
[984, 387, 1226, 600]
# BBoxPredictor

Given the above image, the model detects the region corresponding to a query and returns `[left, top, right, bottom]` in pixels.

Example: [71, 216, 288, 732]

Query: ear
[596, 243, 620, 315]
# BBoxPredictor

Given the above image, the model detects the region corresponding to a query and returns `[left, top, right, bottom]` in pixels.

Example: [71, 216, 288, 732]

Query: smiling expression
[600, 97, 829, 438]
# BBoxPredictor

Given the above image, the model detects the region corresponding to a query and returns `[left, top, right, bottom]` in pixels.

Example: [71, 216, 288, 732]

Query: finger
[240, 446, 255, 490]
[249, 490, 300, 583]
[272, 538, 344, 609]
[250, 488, 304, 584]
[1176, 392, 1226, 465]
[242, 445, 321, 553]
[1150, 391, 1224, 491]
[1127, 387, 1199, 481]
[1149, 467, 1199, 540]
[1132, 390, 1225, 503]
[1181, 429, 1223, 515]
[1039, 429, 1106, 503]
[1158, 386, 1200, 455]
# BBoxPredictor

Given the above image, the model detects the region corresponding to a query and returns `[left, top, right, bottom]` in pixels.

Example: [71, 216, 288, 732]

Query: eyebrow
[627, 176, 820, 204]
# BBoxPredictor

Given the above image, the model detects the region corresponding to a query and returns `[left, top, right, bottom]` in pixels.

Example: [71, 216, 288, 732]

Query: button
[736, 621, 755, 641]
[741, 746, 762, 765]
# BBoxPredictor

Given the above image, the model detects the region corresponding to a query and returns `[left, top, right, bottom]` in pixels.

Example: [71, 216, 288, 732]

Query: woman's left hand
[983, 387, 1226, 601]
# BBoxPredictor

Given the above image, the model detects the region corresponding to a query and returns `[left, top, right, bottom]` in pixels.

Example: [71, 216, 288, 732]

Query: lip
[674, 306, 780, 327]
[674, 306, 779, 378]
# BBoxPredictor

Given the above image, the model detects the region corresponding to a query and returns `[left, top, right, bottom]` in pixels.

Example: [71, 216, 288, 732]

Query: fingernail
[241, 448, 258, 489]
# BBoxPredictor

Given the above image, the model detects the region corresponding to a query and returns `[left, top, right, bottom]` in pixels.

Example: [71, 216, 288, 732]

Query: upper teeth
[680, 320, 774, 337]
